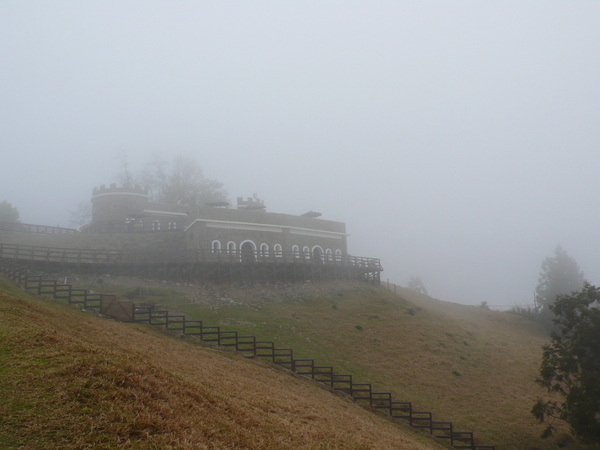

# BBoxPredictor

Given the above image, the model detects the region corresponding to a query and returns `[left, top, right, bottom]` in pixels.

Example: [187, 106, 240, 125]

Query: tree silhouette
[115, 153, 228, 206]
[532, 282, 600, 443]
[535, 246, 584, 328]
[407, 276, 427, 295]
[0, 201, 19, 222]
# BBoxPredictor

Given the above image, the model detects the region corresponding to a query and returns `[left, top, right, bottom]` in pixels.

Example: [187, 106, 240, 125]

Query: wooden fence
[0, 243, 382, 284]
[0, 221, 77, 235]
[0, 261, 495, 450]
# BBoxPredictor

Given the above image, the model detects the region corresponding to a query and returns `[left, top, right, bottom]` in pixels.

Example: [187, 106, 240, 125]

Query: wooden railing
[0, 242, 382, 270]
[0, 221, 77, 235]
[0, 261, 494, 450]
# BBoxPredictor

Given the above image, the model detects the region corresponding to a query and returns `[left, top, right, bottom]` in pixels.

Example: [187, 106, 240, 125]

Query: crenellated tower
[91, 183, 150, 224]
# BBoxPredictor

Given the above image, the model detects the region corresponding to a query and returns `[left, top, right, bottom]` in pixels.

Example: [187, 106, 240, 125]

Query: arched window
[274, 244, 283, 257]
[212, 240, 221, 253]
[303, 246, 310, 260]
[260, 243, 269, 258]
[335, 249, 342, 262]
[152, 220, 161, 231]
[326, 248, 333, 261]
[168, 221, 177, 230]
[292, 245, 300, 258]
[227, 241, 236, 254]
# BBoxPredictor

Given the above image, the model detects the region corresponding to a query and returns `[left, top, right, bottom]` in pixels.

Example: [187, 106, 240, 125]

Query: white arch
[260, 243, 269, 257]
[326, 248, 333, 261]
[168, 221, 177, 230]
[292, 245, 300, 258]
[303, 246, 310, 259]
[227, 241, 237, 254]
[240, 240, 257, 250]
[274, 244, 283, 257]
[335, 249, 342, 262]
[212, 240, 221, 253]
[152, 220, 161, 231]
[240, 240, 257, 263]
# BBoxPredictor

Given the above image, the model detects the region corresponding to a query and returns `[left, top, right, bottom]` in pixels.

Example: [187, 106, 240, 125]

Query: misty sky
[2, 1, 600, 307]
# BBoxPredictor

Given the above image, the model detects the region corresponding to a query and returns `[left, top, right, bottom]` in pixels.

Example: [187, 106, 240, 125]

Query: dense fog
[2, 1, 599, 307]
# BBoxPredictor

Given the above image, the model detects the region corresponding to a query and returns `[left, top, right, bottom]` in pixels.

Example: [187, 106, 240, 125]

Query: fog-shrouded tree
[407, 275, 427, 295]
[69, 200, 92, 228]
[0, 201, 20, 222]
[535, 246, 585, 328]
[114, 149, 136, 186]
[115, 153, 228, 206]
[532, 282, 600, 443]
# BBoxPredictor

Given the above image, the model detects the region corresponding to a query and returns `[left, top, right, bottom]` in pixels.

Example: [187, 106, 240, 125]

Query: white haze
[2, 1, 600, 307]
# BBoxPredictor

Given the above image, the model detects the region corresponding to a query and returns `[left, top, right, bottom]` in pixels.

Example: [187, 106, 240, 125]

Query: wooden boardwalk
[0, 243, 382, 284]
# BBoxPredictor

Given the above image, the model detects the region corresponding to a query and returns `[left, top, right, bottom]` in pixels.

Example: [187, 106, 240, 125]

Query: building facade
[90, 183, 348, 261]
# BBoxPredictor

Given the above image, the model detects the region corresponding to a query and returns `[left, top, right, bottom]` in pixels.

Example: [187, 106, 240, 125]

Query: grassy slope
[0, 276, 447, 450]
[93, 279, 600, 450]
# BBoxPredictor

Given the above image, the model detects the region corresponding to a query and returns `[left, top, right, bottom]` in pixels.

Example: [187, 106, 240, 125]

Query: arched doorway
[240, 241, 256, 263]
[312, 246, 324, 264]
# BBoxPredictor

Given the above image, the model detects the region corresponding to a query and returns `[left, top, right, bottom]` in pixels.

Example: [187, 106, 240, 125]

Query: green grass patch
[0, 277, 450, 450]
[5, 273, 589, 450]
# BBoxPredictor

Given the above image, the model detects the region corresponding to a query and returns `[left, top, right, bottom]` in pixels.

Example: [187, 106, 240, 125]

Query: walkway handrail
[0, 242, 382, 270]
[0, 221, 77, 235]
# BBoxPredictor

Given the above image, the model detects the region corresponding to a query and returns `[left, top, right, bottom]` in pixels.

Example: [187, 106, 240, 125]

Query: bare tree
[114, 150, 138, 185]
[407, 275, 428, 295]
[118, 153, 228, 206]
[69, 200, 92, 228]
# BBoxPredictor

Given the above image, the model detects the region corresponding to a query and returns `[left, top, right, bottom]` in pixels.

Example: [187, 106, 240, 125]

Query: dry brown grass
[0, 277, 448, 450]
[265, 284, 580, 450]
[278, 284, 600, 450]
[111, 278, 600, 450]
[342, 287, 556, 449]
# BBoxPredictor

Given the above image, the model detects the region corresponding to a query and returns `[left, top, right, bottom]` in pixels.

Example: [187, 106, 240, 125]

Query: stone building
[90, 183, 348, 261]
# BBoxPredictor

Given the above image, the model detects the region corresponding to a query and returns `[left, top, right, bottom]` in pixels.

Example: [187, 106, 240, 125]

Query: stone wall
[0, 230, 185, 251]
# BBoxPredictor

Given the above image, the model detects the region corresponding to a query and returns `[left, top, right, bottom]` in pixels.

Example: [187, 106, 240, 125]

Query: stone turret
[91, 183, 149, 224]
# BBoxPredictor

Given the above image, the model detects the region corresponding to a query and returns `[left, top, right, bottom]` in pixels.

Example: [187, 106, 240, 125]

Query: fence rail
[0, 242, 381, 268]
[0, 260, 495, 450]
[0, 243, 382, 284]
[0, 221, 77, 235]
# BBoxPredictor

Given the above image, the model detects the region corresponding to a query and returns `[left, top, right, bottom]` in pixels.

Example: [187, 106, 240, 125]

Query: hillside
[0, 276, 447, 450]
[69, 275, 600, 450]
